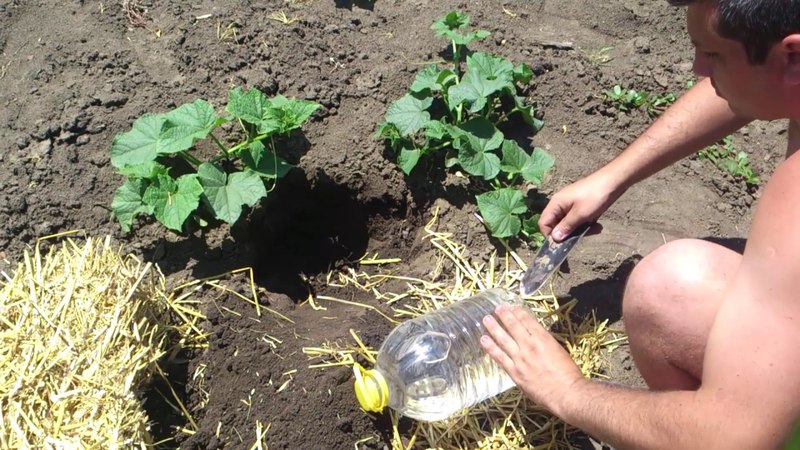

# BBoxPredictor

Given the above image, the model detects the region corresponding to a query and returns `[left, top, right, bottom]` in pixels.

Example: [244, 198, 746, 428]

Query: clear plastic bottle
[353, 289, 524, 422]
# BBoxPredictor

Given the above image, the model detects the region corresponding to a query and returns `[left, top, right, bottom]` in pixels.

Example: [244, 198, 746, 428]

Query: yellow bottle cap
[353, 363, 389, 412]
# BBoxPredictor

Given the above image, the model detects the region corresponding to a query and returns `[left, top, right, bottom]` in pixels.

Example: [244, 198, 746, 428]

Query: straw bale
[0, 236, 203, 448]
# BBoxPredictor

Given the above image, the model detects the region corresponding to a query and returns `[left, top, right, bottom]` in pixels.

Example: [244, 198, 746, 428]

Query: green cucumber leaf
[198, 163, 267, 224]
[718, 159, 739, 174]
[246, 141, 266, 168]
[448, 30, 491, 46]
[450, 118, 503, 178]
[437, 69, 458, 89]
[118, 161, 168, 179]
[111, 179, 153, 232]
[397, 146, 422, 175]
[499, 140, 529, 175]
[432, 11, 470, 33]
[505, 93, 544, 133]
[522, 147, 554, 184]
[513, 63, 533, 85]
[241, 143, 293, 179]
[467, 52, 514, 84]
[431, 12, 489, 45]
[423, 120, 449, 140]
[142, 174, 203, 232]
[375, 122, 402, 141]
[227, 87, 268, 124]
[522, 214, 541, 236]
[159, 99, 219, 154]
[458, 145, 501, 180]
[262, 95, 321, 134]
[499, 140, 554, 183]
[385, 93, 433, 136]
[458, 117, 503, 153]
[522, 214, 545, 247]
[410, 65, 444, 93]
[450, 117, 503, 180]
[476, 188, 528, 238]
[447, 69, 508, 113]
[110, 114, 166, 168]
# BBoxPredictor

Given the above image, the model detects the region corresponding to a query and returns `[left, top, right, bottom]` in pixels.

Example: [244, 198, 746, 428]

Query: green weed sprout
[604, 85, 676, 117]
[697, 135, 760, 186]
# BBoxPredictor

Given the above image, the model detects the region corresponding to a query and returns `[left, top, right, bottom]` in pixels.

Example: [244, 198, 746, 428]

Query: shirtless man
[481, 1, 800, 448]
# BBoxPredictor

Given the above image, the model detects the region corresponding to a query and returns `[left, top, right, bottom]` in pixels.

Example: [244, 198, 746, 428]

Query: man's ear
[782, 34, 800, 85]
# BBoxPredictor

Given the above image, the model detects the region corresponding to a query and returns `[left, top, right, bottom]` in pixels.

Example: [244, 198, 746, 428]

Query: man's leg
[622, 238, 741, 390]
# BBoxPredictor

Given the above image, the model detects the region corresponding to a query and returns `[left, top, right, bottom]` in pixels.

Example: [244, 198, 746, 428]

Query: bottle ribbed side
[375, 289, 523, 421]
[433, 289, 519, 410]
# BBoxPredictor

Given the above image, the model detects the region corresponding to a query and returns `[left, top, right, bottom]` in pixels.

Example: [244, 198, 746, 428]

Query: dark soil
[0, 0, 782, 449]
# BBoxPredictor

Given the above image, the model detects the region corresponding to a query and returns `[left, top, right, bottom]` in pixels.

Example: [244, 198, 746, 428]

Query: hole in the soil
[141, 353, 192, 449]
[250, 170, 391, 300]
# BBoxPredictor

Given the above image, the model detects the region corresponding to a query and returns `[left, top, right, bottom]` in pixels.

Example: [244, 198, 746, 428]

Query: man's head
[670, 0, 800, 120]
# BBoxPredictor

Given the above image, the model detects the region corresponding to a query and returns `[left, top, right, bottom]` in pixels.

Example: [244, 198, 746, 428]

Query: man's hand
[538, 171, 623, 241]
[480, 304, 585, 415]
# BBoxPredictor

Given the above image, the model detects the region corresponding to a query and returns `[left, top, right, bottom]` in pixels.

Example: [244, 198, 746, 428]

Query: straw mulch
[304, 210, 626, 450]
[0, 235, 205, 449]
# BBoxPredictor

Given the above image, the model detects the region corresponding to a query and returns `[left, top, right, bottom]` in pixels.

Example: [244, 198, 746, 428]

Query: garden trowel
[519, 223, 592, 296]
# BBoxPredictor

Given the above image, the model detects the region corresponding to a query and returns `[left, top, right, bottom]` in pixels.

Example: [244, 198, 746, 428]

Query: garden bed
[0, 0, 779, 448]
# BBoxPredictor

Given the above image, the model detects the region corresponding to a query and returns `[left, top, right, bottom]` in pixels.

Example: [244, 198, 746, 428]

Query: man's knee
[622, 238, 723, 329]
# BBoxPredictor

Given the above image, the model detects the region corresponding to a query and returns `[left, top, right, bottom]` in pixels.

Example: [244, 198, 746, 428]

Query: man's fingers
[494, 304, 533, 341]
[538, 201, 567, 238]
[482, 314, 521, 357]
[480, 334, 515, 371]
[508, 305, 547, 337]
[551, 209, 587, 242]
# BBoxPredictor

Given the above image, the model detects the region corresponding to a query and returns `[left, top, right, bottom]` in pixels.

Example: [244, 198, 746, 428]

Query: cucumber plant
[109, 87, 320, 232]
[376, 11, 554, 240]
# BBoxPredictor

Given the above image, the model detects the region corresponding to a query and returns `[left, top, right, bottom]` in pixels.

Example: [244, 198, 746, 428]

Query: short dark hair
[669, 0, 800, 64]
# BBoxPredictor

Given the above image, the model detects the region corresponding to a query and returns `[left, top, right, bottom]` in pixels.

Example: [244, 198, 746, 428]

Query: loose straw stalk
[0, 236, 205, 448]
[305, 209, 626, 449]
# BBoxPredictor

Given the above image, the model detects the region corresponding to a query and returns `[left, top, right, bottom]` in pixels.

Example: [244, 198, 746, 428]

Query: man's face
[687, 2, 784, 119]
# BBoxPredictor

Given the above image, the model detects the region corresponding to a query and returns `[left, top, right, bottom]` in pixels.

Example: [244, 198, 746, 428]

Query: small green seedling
[586, 46, 614, 66]
[604, 85, 676, 117]
[697, 135, 760, 186]
[376, 11, 554, 241]
[110, 87, 320, 232]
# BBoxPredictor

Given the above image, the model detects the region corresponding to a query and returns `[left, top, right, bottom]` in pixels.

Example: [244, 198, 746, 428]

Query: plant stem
[209, 132, 230, 158]
[227, 133, 270, 156]
[266, 136, 278, 193]
[450, 40, 464, 124]
[452, 41, 460, 77]
[179, 151, 202, 167]
[426, 141, 453, 153]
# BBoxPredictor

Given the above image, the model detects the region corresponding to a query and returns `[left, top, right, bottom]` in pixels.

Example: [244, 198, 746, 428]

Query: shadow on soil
[567, 255, 640, 324]
[250, 169, 406, 300]
[333, 0, 375, 11]
[565, 236, 746, 324]
[140, 166, 407, 302]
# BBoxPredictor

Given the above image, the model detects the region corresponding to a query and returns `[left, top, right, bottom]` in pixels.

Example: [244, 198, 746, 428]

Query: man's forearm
[557, 380, 716, 450]
[599, 78, 751, 193]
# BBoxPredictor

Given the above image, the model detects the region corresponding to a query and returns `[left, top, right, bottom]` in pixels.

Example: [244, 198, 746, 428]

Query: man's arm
[539, 78, 752, 239]
[483, 150, 800, 449]
[555, 148, 800, 449]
